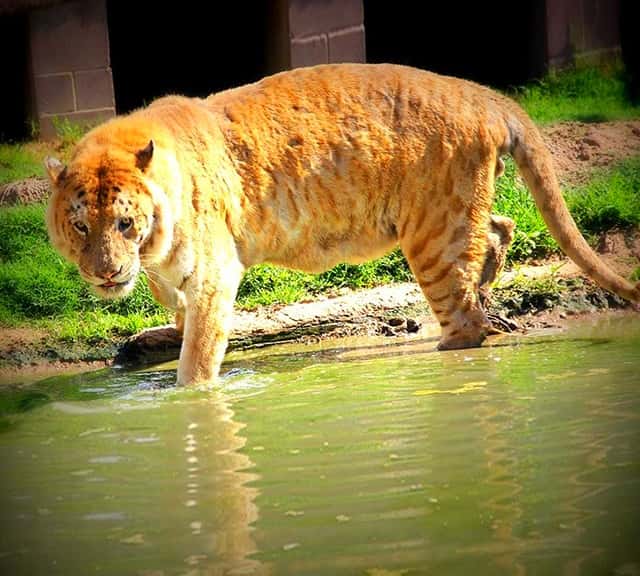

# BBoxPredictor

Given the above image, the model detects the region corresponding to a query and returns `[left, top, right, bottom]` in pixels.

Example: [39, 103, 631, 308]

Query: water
[1, 315, 639, 575]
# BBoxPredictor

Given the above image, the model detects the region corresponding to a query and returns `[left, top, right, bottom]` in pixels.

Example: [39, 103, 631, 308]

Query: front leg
[178, 263, 243, 386]
[147, 274, 186, 333]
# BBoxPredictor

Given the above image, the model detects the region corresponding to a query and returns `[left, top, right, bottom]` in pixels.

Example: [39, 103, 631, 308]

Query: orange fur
[45, 64, 639, 385]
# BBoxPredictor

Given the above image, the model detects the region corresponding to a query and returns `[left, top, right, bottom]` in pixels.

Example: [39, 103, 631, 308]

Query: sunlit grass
[512, 65, 640, 124]
[0, 203, 167, 331]
[0, 144, 44, 185]
[494, 156, 640, 262]
[236, 252, 413, 309]
[0, 117, 88, 186]
[43, 310, 172, 342]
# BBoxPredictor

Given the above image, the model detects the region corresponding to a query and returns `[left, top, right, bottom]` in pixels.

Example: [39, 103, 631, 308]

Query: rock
[406, 318, 421, 333]
[0, 177, 50, 206]
[116, 325, 183, 365]
[582, 135, 602, 147]
[381, 325, 397, 337]
[379, 317, 421, 336]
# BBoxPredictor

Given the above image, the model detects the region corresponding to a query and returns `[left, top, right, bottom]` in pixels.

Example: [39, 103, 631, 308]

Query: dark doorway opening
[621, 0, 640, 103]
[363, 1, 547, 89]
[0, 12, 31, 141]
[106, 1, 275, 113]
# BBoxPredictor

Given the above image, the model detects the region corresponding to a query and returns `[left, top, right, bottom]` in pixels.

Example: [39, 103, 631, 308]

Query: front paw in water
[116, 325, 183, 366]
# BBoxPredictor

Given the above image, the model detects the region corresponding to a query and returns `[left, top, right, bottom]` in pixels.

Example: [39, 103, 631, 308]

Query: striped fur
[45, 64, 640, 385]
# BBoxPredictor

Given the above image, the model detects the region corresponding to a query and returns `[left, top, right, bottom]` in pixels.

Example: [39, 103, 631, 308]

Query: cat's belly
[266, 226, 398, 273]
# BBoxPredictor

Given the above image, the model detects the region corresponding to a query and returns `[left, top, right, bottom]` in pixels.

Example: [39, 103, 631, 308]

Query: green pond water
[1, 315, 639, 576]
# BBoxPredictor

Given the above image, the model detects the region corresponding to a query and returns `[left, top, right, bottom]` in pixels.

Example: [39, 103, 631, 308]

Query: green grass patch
[46, 309, 172, 342]
[51, 117, 89, 147]
[495, 156, 640, 262]
[494, 158, 557, 261]
[0, 117, 88, 187]
[316, 250, 413, 290]
[0, 144, 44, 185]
[237, 264, 312, 309]
[512, 65, 640, 124]
[236, 251, 412, 309]
[567, 157, 640, 232]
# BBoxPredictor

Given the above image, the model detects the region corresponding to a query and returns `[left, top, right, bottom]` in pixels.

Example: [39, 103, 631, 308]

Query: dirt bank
[541, 120, 640, 185]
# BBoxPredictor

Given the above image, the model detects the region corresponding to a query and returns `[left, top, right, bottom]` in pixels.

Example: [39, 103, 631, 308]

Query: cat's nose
[100, 265, 123, 280]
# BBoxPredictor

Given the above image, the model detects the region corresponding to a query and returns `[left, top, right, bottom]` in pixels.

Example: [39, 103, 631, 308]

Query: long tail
[505, 111, 640, 304]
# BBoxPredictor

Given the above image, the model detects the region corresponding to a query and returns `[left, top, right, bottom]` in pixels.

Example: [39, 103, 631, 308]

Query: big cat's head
[45, 138, 174, 299]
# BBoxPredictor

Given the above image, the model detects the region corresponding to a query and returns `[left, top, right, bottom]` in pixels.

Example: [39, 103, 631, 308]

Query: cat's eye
[73, 222, 88, 235]
[118, 217, 133, 233]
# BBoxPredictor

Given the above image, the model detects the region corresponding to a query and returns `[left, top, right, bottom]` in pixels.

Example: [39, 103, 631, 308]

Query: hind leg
[480, 215, 519, 335]
[480, 215, 515, 290]
[399, 168, 494, 350]
[423, 268, 490, 351]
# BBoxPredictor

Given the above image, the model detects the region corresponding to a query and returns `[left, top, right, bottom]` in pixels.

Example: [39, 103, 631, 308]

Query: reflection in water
[0, 374, 268, 575]
[474, 398, 527, 576]
[559, 390, 619, 576]
[181, 391, 265, 576]
[469, 333, 640, 576]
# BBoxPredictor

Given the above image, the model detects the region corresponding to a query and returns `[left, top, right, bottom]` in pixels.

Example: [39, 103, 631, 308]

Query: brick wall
[288, 0, 365, 68]
[29, 0, 115, 139]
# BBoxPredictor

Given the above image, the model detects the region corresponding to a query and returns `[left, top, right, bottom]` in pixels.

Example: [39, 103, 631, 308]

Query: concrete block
[289, 0, 363, 38]
[329, 25, 366, 63]
[30, 0, 110, 75]
[75, 68, 115, 110]
[291, 34, 328, 68]
[34, 74, 75, 114]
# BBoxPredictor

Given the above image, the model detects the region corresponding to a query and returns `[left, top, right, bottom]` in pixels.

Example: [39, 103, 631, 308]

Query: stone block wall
[29, 0, 115, 139]
[288, 0, 366, 68]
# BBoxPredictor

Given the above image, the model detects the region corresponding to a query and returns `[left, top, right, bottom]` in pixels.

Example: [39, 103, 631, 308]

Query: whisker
[142, 268, 173, 287]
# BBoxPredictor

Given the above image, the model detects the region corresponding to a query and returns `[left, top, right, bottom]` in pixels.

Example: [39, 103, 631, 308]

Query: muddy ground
[1, 120, 639, 382]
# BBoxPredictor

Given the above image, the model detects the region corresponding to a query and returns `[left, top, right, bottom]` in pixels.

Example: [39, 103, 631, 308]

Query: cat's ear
[44, 156, 66, 185]
[135, 140, 154, 172]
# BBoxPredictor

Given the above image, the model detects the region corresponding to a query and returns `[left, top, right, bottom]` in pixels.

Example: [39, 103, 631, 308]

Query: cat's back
[205, 63, 509, 161]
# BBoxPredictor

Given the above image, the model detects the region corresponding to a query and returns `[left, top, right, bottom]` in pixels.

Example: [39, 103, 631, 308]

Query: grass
[0, 116, 89, 186]
[512, 64, 640, 124]
[494, 158, 558, 261]
[46, 309, 172, 342]
[567, 157, 640, 232]
[51, 117, 90, 148]
[0, 144, 44, 185]
[237, 251, 413, 309]
[494, 156, 640, 262]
